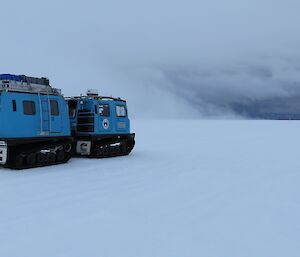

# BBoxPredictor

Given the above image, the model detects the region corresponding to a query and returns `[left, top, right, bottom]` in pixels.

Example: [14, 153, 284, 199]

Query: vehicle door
[49, 98, 62, 133]
[97, 101, 112, 132]
[115, 103, 129, 133]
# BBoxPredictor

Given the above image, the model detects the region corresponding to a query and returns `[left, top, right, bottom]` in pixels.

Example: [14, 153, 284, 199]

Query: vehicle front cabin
[66, 92, 135, 157]
[67, 96, 131, 136]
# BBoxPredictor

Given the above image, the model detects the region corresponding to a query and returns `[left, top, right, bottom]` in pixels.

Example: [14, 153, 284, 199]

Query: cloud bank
[1, 0, 300, 118]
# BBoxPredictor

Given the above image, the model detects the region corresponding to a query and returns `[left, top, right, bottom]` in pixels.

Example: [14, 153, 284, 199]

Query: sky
[1, 0, 300, 118]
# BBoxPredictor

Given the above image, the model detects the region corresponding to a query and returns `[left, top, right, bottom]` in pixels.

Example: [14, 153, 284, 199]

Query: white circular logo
[103, 119, 109, 129]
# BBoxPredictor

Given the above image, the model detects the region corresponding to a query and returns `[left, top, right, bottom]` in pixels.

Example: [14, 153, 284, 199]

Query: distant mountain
[230, 95, 300, 119]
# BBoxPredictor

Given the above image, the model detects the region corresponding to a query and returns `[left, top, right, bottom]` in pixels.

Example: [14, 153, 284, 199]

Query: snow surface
[1, 120, 300, 257]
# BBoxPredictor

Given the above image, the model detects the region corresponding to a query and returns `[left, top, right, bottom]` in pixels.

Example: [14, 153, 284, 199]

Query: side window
[23, 101, 36, 115]
[50, 100, 59, 116]
[99, 104, 110, 116]
[12, 100, 17, 112]
[116, 105, 127, 117]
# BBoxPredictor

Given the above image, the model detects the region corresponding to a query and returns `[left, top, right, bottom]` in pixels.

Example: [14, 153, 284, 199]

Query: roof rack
[66, 95, 126, 102]
[0, 74, 61, 95]
[97, 96, 126, 102]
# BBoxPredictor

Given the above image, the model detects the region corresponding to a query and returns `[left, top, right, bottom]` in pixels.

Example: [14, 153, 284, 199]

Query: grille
[77, 110, 94, 132]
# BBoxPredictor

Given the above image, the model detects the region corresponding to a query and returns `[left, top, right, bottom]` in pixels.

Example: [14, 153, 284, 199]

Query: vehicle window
[50, 100, 59, 116]
[99, 104, 110, 116]
[68, 100, 77, 118]
[12, 100, 17, 112]
[23, 101, 36, 115]
[116, 105, 127, 117]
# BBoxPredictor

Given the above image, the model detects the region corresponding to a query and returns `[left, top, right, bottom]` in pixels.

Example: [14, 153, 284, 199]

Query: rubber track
[4, 141, 73, 170]
[89, 136, 135, 158]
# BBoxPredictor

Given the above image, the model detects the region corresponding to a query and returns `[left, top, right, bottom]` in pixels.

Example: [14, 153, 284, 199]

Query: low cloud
[1, 0, 300, 118]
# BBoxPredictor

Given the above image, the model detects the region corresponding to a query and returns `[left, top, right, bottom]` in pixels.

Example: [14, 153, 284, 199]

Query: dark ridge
[230, 95, 300, 120]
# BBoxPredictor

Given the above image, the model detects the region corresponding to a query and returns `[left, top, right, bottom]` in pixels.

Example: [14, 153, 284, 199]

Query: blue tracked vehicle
[0, 74, 73, 169]
[67, 89, 135, 158]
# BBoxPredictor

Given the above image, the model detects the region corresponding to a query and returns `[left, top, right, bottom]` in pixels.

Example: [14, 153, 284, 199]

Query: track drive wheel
[14, 154, 24, 168]
[56, 150, 65, 162]
[37, 153, 47, 164]
[48, 153, 56, 164]
[26, 153, 37, 165]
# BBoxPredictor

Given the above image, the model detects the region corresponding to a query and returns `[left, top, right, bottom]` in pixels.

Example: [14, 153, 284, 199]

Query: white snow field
[1, 120, 300, 257]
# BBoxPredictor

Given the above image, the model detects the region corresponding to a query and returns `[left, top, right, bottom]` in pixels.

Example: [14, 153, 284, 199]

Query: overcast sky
[1, 0, 300, 118]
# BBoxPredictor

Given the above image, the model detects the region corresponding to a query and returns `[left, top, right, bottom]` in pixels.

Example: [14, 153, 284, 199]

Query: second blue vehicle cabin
[67, 89, 135, 157]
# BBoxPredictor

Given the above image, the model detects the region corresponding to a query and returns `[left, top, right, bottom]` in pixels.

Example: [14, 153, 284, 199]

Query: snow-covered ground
[1, 120, 300, 257]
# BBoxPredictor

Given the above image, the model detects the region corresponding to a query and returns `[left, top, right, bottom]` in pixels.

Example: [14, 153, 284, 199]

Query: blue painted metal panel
[0, 92, 70, 138]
